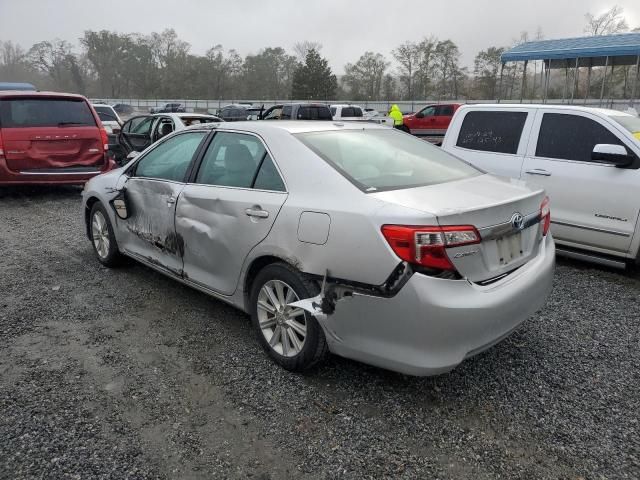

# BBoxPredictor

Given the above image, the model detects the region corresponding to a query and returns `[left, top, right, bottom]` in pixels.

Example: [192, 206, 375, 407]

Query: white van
[442, 104, 640, 268]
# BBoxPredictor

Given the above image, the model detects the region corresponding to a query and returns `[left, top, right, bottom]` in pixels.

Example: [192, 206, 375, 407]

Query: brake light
[0, 131, 4, 159]
[540, 196, 551, 236]
[100, 128, 109, 151]
[381, 225, 480, 271]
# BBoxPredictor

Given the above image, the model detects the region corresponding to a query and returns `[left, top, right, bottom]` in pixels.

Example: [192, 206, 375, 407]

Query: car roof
[152, 113, 219, 119]
[460, 103, 629, 116]
[0, 90, 87, 99]
[186, 120, 388, 135]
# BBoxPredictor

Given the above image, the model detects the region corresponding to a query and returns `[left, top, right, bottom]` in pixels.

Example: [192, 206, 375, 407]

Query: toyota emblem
[511, 212, 524, 230]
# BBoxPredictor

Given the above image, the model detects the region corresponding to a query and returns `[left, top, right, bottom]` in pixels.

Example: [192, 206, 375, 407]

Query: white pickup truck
[330, 104, 393, 126]
[442, 104, 640, 268]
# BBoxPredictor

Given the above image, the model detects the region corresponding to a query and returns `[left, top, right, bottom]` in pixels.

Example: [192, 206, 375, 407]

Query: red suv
[401, 103, 463, 144]
[0, 91, 115, 185]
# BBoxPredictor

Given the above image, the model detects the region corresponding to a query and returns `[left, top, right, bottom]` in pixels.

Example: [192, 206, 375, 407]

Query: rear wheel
[89, 202, 122, 267]
[250, 263, 328, 372]
[398, 125, 410, 133]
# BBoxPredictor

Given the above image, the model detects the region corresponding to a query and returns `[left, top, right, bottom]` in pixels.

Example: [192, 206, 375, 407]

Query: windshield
[608, 114, 640, 140]
[0, 98, 96, 128]
[295, 129, 480, 192]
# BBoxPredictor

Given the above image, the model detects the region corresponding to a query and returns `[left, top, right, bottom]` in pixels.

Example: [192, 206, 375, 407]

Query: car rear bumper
[323, 235, 556, 376]
[0, 157, 117, 185]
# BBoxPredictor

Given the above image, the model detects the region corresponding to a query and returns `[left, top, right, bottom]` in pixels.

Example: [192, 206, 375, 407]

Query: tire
[398, 125, 410, 133]
[250, 262, 328, 372]
[89, 202, 123, 267]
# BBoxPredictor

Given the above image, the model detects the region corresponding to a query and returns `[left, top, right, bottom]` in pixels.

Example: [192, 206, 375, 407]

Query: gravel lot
[1, 186, 639, 479]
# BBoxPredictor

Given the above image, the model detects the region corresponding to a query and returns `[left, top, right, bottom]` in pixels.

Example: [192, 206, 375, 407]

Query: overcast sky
[1, 0, 639, 72]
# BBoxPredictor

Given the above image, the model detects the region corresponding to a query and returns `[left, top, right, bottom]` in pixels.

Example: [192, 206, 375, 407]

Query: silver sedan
[82, 121, 555, 376]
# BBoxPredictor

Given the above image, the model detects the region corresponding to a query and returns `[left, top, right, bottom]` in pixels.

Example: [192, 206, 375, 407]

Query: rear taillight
[540, 196, 551, 236]
[0, 130, 4, 159]
[100, 128, 109, 151]
[381, 225, 480, 271]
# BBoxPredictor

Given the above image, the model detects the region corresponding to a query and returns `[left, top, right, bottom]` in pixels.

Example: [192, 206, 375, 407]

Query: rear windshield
[0, 98, 96, 128]
[93, 105, 117, 122]
[296, 106, 332, 120]
[607, 114, 640, 138]
[295, 129, 480, 192]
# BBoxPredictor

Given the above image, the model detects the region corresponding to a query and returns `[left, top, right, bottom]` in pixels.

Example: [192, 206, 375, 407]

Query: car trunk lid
[372, 174, 546, 283]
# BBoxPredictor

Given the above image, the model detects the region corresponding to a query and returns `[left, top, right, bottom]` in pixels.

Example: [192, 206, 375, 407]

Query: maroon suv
[0, 91, 116, 185]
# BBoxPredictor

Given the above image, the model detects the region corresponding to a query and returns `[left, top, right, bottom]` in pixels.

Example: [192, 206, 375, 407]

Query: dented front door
[121, 177, 186, 275]
[117, 131, 209, 276]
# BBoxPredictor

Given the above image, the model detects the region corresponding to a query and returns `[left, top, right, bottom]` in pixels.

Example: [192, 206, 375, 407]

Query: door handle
[166, 196, 176, 206]
[245, 206, 269, 218]
[525, 169, 552, 177]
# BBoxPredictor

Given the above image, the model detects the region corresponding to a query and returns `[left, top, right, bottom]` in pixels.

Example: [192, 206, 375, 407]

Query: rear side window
[456, 111, 527, 154]
[341, 107, 355, 117]
[0, 98, 96, 128]
[436, 105, 454, 116]
[353, 107, 363, 117]
[536, 113, 626, 162]
[330, 107, 337, 116]
[297, 106, 332, 120]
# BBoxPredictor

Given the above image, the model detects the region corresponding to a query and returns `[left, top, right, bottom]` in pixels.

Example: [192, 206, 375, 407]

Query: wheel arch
[242, 255, 308, 311]
[84, 196, 101, 239]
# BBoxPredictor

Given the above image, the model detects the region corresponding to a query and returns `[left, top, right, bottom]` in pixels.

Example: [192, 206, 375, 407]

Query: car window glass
[196, 132, 265, 187]
[281, 106, 292, 120]
[419, 106, 436, 116]
[353, 107, 363, 117]
[134, 132, 206, 181]
[330, 107, 336, 116]
[0, 98, 95, 128]
[297, 106, 331, 120]
[456, 111, 527, 154]
[536, 113, 627, 163]
[253, 154, 286, 191]
[130, 116, 154, 134]
[438, 105, 454, 116]
[342, 107, 354, 117]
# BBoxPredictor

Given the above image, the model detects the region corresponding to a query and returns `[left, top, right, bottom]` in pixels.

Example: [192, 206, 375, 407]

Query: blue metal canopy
[501, 33, 640, 63]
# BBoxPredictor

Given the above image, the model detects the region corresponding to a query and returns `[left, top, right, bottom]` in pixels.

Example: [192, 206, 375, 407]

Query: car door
[176, 131, 288, 295]
[521, 110, 640, 255]
[446, 109, 533, 178]
[118, 115, 155, 154]
[410, 105, 436, 135]
[118, 131, 208, 276]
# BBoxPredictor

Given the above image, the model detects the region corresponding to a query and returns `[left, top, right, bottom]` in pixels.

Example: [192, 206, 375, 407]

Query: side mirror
[592, 144, 633, 167]
[126, 151, 140, 160]
[415, 112, 424, 119]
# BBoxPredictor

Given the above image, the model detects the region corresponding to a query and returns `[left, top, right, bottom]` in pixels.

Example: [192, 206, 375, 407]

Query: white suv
[442, 104, 640, 268]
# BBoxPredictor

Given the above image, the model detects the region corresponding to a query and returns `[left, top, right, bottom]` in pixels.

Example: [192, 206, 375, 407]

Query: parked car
[402, 103, 463, 144]
[112, 103, 135, 117]
[114, 113, 222, 162]
[0, 82, 37, 91]
[150, 103, 186, 114]
[331, 104, 393, 126]
[442, 104, 640, 268]
[92, 103, 122, 134]
[82, 121, 554, 375]
[218, 104, 253, 122]
[261, 103, 332, 121]
[0, 91, 115, 185]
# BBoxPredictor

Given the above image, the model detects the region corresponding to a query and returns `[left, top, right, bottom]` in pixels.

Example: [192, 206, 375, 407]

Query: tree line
[0, 6, 637, 102]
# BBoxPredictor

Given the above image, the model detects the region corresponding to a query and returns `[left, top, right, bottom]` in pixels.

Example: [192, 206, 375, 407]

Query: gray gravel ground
[1, 186, 639, 479]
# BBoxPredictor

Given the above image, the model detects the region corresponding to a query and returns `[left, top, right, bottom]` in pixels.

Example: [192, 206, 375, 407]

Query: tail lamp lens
[100, 128, 109, 151]
[382, 225, 480, 271]
[540, 196, 551, 236]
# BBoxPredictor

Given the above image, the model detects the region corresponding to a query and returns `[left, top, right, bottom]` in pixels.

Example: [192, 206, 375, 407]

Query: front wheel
[89, 202, 122, 267]
[250, 263, 328, 372]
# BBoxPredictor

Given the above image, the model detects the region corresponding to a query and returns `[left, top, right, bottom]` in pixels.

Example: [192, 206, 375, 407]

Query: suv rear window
[0, 97, 96, 128]
[296, 129, 480, 192]
[297, 106, 332, 120]
[456, 111, 527, 154]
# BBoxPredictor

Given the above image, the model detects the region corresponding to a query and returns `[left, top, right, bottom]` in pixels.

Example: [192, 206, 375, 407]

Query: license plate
[496, 232, 523, 265]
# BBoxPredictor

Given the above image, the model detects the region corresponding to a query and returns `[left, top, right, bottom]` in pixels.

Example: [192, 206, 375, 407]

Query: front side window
[128, 116, 154, 134]
[536, 113, 626, 163]
[281, 106, 292, 120]
[341, 107, 355, 117]
[330, 107, 337, 116]
[134, 132, 206, 182]
[456, 111, 527, 154]
[0, 98, 96, 128]
[296, 129, 480, 192]
[418, 106, 436, 117]
[353, 107, 363, 117]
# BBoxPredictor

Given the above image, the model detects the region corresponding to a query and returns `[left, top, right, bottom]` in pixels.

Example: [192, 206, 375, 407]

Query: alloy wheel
[92, 210, 110, 259]
[257, 280, 307, 357]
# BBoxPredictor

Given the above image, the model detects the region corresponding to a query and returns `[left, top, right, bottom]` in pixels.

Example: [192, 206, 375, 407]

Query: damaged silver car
[82, 121, 555, 376]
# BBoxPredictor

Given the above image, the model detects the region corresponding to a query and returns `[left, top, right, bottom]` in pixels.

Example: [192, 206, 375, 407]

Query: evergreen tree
[291, 49, 337, 100]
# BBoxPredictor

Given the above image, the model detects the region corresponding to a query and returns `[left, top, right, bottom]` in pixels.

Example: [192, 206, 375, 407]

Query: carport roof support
[501, 33, 640, 63]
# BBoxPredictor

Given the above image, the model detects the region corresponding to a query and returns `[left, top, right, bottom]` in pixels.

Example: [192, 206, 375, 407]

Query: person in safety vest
[388, 104, 403, 129]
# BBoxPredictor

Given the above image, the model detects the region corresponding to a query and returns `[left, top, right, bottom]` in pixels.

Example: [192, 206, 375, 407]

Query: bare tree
[584, 5, 629, 36]
[293, 41, 322, 62]
[392, 41, 420, 100]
